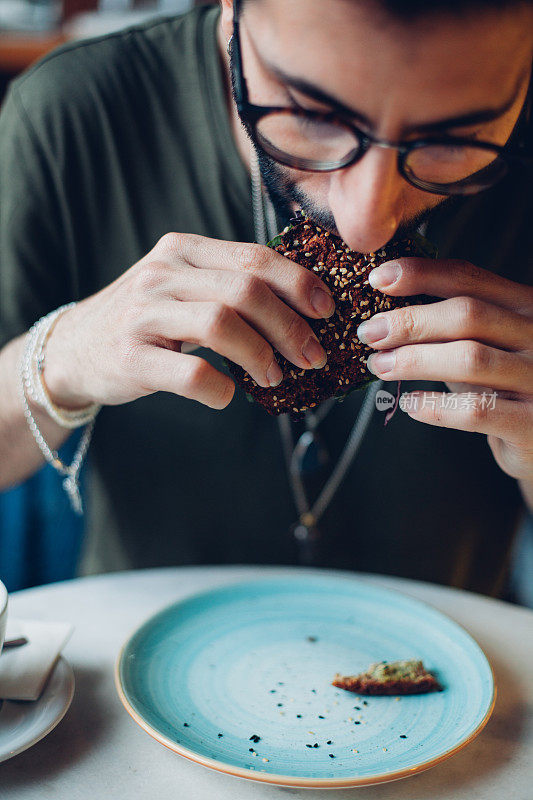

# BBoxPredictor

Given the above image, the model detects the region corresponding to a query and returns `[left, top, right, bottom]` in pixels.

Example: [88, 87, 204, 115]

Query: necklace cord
[250, 145, 382, 534]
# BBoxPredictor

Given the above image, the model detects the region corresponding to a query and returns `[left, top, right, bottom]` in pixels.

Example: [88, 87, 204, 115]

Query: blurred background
[0, 0, 203, 101]
[0, 0, 532, 603]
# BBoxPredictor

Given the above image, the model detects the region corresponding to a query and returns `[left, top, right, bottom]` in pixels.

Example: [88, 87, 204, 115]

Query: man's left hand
[357, 257, 533, 487]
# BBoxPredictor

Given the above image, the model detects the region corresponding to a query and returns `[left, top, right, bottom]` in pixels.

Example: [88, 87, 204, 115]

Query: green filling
[367, 660, 424, 682]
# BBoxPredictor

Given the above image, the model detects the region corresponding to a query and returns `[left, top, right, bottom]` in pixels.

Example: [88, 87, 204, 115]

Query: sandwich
[333, 659, 442, 695]
[226, 211, 435, 419]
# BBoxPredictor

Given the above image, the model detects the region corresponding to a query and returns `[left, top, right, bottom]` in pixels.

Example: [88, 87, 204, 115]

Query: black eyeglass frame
[231, 0, 532, 196]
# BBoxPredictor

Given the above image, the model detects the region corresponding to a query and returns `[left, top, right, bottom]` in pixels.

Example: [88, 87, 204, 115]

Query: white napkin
[0, 619, 73, 701]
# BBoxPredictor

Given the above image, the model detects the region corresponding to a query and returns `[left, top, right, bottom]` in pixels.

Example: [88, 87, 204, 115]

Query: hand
[356, 257, 533, 483]
[44, 233, 335, 411]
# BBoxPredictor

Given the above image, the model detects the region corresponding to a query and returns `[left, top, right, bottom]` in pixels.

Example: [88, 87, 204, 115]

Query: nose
[328, 146, 402, 254]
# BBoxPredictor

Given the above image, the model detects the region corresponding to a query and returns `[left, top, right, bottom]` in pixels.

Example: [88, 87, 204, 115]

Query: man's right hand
[44, 233, 336, 411]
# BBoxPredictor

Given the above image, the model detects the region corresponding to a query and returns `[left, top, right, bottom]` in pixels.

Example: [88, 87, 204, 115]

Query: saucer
[0, 657, 74, 763]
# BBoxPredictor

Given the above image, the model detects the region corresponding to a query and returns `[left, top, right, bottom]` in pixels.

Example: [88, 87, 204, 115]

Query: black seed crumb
[353, 706, 361, 711]
[217, 733, 223, 738]
[296, 714, 302, 718]
[278, 682, 284, 686]
[270, 690, 276, 693]
[400, 735, 407, 739]
[313, 743, 319, 748]
[277, 703, 283, 707]
[307, 636, 318, 643]
[318, 715, 325, 719]
[311, 689, 317, 694]
[306, 744, 313, 748]
[249, 748, 255, 753]
[354, 721, 361, 725]
[327, 740, 332, 745]
[249, 734, 261, 743]
[363, 701, 368, 706]
[183, 723, 189, 727]
[329, 754, 335, 758]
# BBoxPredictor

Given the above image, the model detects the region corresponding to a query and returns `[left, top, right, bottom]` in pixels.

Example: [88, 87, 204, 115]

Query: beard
[229, 42, 454, 244]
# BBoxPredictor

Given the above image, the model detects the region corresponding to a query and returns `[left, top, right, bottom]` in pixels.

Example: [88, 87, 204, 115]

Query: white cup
[0, 580, 7, 657]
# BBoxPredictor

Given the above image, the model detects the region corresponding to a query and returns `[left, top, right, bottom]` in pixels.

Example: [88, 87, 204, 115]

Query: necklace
[250, 146, 382, 565]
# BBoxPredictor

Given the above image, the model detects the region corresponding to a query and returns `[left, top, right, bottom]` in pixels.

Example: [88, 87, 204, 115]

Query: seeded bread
[333, 659, 442, 695]
[226, 212, 434, 419]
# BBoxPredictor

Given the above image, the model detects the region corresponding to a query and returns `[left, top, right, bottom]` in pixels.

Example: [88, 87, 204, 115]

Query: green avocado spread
[367, 660, 424, 682]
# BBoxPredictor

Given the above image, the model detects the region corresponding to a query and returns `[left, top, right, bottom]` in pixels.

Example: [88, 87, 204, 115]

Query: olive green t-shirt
[1, 6, 531, 595]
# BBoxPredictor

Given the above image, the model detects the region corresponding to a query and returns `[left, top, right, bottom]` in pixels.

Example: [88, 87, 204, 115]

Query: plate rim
[0, 656, 75, 764]
[115, 575, 497, 789]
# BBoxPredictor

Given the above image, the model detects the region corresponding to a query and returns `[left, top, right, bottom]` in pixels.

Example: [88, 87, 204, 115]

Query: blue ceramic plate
[116, 575, 495, 788]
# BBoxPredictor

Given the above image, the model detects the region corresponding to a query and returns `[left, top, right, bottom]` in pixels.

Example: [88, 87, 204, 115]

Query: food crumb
[217, 733, 223, 738]
[400, 734, 407, 738]
[383, 747, 388, 752]
[307, 636, 318, 643]
[183, 723, 189, 727]
[262, 758, 269, 763]
[296, 714, 302, 718]
[327, 740, 332, 745]
[329, 754, 335, 758]
[249, 735, 261, 743]
[352, 749, 359, 754]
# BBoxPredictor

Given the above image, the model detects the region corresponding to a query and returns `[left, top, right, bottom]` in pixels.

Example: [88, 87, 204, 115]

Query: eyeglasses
[231, 0, 531, 196]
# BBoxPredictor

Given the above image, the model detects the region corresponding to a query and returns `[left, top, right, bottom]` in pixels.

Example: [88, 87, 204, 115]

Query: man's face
[224, 0, 532, 252]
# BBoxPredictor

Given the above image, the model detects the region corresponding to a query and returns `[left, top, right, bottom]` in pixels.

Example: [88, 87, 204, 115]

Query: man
[0, 0, 531, 594]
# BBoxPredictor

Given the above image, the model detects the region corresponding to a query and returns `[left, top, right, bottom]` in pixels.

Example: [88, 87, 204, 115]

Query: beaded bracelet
[23, 303, 101, 428]
[19, 303, 100, 514]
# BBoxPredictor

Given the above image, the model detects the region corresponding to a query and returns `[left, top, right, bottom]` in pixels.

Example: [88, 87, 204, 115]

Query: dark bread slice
[226, 212, 435, 419]
[333, 659, 442, 695]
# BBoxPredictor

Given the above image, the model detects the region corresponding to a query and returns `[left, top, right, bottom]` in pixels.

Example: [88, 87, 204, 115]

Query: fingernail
[357, 315, 389, 344]
[367, 351, 396, 375]
[267, 360, 283, 387]
[368, 262, 401, 290]
[311, 287, 335, 318]
[302, 336, 327, 369]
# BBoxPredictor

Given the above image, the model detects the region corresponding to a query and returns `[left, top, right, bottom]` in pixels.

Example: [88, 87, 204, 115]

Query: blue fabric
[0, 433, 85, 591]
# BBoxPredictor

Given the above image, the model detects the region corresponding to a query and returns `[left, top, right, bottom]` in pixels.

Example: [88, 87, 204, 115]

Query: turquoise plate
[116, 575, 495, 788]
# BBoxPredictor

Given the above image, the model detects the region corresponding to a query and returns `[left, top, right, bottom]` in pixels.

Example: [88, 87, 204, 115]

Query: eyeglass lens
[255, 110, 506, 191]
